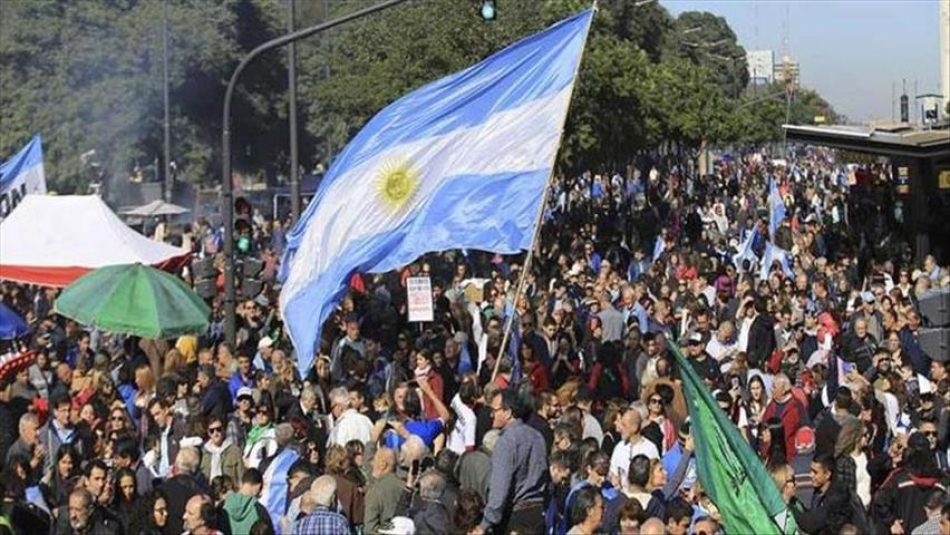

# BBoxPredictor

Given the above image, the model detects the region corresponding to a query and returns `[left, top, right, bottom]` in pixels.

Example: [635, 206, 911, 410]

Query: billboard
[747, 50, 774, 85]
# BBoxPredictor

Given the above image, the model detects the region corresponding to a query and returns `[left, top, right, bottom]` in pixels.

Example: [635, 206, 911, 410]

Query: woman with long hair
[112, 467, 139, 532]
[128, 489, 170, 535]
[758, 417, 787, 470]
[833, 415, 863, 499]
[344, 439, 367, 487]
[324, 445, 364, 529]
[40, 443, 80, 510]
[746, 374, 770, 437]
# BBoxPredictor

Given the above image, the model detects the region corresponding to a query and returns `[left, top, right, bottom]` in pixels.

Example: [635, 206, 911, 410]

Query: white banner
[407, 276, 434, 322]
[0, 135, 46, 222]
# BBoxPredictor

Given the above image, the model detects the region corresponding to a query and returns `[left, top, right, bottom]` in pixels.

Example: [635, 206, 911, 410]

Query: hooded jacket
[222, 492, 271, 535]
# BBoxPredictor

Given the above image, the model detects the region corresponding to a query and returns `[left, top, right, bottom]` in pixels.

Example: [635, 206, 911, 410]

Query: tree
[0, 0, 290, 192]
[663, 11, 748, 99]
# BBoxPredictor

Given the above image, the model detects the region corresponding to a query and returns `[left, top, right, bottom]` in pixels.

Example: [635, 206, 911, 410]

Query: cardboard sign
[407, 276, 434, 322]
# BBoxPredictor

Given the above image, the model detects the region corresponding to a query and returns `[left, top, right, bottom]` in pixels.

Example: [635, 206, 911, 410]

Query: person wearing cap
[851, 292, 883, 343]
[228, 386, 256, 449]
[684, 333, 719, 384]
[871, 433, 950, 534]
[253, 336, 275, 374]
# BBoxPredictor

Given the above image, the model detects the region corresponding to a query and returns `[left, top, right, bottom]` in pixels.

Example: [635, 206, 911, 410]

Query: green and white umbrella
[54, 263, 209, 338]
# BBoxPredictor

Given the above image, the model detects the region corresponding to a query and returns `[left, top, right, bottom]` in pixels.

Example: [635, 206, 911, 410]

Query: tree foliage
[0, 0, 837, 191]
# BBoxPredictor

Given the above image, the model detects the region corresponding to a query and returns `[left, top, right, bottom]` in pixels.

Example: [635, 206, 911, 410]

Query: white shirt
[609, 436, 660, 480]
[328, 409, 373, 447]
[446, 394, 476, 455]
[706, 337, 737, 362]
[582, 412, 604, 446]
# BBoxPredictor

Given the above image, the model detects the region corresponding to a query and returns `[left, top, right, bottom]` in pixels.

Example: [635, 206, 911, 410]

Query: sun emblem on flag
[376, 158, 419, 211]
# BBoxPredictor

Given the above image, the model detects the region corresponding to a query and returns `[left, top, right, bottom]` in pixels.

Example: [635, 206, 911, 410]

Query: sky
[662, 0, 942, 123]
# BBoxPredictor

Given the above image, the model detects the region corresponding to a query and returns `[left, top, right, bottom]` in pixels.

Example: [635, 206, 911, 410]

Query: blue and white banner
[0, 135, 46, 222]
[280, 9, 595, 374]
[759, 241, 794, 280]
[652, 235, 666, 263]
[767, 176, 785, 237]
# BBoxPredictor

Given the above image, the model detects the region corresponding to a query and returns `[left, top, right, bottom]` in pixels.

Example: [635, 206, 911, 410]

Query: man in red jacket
[762, 373, 810, 463]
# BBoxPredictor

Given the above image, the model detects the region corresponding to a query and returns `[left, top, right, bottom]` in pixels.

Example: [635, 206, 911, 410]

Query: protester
[0, 147, 948, 535]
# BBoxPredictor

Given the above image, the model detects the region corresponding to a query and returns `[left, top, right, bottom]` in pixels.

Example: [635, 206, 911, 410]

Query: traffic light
[192, 256, 217, 300]
[237, 257, 264, 300]
[480, 0, 496, 21]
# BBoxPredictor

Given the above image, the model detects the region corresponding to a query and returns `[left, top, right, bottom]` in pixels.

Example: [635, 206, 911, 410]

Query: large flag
[0, 135, 46, 222]
[667, 340, 796, 535]
[768, 176, 786, 237]
[280, 9, 595, 374]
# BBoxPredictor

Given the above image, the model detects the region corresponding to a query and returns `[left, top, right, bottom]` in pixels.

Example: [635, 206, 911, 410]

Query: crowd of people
[0, 146, 949, 535]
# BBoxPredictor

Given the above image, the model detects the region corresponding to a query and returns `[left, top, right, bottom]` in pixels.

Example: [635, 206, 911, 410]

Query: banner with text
[407, 276, 434, 322]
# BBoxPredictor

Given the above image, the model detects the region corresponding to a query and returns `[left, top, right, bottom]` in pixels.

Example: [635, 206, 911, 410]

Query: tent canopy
[119, 199, 190, 217]
[0, 195, 190, 287]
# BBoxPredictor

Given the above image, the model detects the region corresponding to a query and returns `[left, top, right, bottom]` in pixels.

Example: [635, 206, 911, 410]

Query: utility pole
[162, 0, 172, 202]
[287, 0, 300, 222]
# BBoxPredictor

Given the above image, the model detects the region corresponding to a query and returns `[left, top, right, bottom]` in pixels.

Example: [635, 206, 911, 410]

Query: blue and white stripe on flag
[768, 176, 786, 237]
[652, 235, 666, 263]
[732, 229, 757, 271]
[759, 241, 794, 280]
[0, 135, 46, 222]
[280, 10, 595, 375]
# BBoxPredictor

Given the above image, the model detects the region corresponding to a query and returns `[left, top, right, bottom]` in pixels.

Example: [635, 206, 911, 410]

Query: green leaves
[0, 0, 837, 192]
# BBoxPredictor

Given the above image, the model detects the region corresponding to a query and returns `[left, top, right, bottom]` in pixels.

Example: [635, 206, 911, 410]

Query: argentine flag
[280, 9, 595, 374]
[0, 135, 46, 222]
[767, 176, 785, 238]
[652, 235, 666, 263]
[759, 241, 793, 280]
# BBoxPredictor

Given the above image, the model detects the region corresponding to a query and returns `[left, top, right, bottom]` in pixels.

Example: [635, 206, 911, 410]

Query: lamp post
[162, 0, 172, 202]
[221, 0, 412, 346]
[287, 0, 300, 223]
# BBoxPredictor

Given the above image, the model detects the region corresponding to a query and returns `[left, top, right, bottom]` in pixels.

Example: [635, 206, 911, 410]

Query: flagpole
[492, 5, 597, 383]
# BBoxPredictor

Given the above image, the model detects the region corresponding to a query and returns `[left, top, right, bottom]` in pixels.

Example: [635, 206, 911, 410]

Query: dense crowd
[1, 146, 949, 535]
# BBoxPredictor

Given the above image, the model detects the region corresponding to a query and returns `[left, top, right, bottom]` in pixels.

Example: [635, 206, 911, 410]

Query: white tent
[119, 199, 190, 217]
[0, 195, 190, 287]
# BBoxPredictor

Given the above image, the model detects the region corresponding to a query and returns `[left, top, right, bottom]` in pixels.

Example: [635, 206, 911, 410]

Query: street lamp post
[287, 0, 300, 223]
[163, 0, 172, 203]
[221, 0, 412, 346]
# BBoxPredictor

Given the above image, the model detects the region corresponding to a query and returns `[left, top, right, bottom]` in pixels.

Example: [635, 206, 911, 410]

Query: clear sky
[661, 0, 942, 123]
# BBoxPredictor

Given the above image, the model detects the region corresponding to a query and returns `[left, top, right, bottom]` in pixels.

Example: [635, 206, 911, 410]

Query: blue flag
[0, 135, 46, 222]
[760, 241, 794, 280]
[652, 235, 666, 263]
[768, 177, 786, 237]
[280, 10, 595, 374]
[732, 228, 757, 271]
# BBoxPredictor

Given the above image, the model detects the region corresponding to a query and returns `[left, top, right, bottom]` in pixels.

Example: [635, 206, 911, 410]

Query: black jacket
[158, 474, 206, 535]
[791, 482, 853, 535]
[871, 469, 948, 534]
[747, 315, 776, 369]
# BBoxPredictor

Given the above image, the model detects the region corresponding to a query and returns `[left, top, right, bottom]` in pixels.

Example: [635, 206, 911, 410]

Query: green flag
[667, 340, 796, 535]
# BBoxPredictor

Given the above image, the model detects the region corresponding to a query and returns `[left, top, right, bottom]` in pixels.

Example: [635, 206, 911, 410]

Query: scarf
[204, 439, 233, 480]
[414, 365, 431, 380]
[246, 424, 273, 449]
